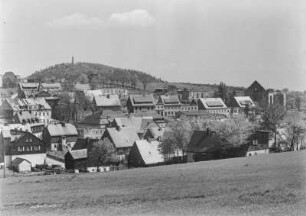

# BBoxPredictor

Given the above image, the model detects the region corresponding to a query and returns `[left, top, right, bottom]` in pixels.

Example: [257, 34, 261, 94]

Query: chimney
[86, 137, 90, 145]
[61, 122, 65, 127]
[117, 125, 121, 131]
[107, 94, 110, 99]
[206, 128, 211, 135]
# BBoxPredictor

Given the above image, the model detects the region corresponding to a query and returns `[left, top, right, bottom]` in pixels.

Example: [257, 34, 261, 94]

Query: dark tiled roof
[188, 130, 230, 153]
[12, 157, 31, 165]
[72, 138, 99, 150]
[246, 80, 266, 92]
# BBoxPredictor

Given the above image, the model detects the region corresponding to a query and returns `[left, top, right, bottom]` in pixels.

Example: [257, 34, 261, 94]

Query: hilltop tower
[71, 56, 74, 66]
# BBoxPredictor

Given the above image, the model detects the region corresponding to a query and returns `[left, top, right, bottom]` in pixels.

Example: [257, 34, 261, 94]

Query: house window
[17, 147, 22, 152]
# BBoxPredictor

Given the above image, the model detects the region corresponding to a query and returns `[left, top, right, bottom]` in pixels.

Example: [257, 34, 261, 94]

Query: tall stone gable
[245, 81, 267, 108]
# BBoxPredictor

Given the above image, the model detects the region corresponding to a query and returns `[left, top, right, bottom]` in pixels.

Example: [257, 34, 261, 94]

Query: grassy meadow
[1, 150, 306, 216]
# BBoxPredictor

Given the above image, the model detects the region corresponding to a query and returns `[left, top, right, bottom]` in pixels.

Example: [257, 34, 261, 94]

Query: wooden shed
[11, 157, 31, 173]
[65, 149, 88, 171]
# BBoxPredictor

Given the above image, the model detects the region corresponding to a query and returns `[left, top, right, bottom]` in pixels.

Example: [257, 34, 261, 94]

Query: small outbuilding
[247, 130, 270, 156]
[128, 140, 164, 167]
[11, 157, 31, 173]
[65, 149, 88, 171]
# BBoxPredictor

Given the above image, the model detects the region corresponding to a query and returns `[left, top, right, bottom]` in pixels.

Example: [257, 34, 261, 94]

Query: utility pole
[3, 137, 5, 178]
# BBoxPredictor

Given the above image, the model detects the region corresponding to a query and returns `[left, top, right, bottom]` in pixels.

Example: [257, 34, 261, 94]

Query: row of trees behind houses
[89, 107, 306, 168]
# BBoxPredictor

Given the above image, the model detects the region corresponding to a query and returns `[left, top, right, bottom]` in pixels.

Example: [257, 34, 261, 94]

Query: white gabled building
[197, 98, 230, 116]
[229, 96, 256, 115]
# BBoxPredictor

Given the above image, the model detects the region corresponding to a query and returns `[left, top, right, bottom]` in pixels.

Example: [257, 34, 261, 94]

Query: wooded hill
[28, 62, 164, 91]
[27, 62, 247, 94]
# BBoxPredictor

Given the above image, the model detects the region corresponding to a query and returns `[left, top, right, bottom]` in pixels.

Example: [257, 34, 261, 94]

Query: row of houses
[0, 80, 287, 173]
[1, 109, 272, 173]
[91, 93, 255, 118]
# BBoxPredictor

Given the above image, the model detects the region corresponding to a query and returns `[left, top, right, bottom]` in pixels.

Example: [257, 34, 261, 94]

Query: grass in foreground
[1, 151, 306, 216]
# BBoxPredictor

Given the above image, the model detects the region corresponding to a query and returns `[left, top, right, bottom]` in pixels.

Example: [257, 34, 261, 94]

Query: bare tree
[295, 96, 302, 111]
[207, 115, 254, 148]
[88, 138, 118, 169]
[261, 104, 286, 150]
[159, 120, 193, 162]
[284, 112, 306, 151]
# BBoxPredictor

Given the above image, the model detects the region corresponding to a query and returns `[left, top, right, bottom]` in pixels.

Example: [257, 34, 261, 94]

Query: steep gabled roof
[11, 131, 45, 146]
[246, 80, 266, 92]
[72, 138, 99, 151]
[134, 140, 164, 165]
[106, 127, 140, 148]
[12, 157, 31, 166]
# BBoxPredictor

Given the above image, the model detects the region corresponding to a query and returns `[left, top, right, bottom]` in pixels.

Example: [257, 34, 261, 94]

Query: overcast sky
[1, 0, 305, 91]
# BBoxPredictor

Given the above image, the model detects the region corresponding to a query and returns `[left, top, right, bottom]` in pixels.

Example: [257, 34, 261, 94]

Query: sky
[1, 0, 305, 91]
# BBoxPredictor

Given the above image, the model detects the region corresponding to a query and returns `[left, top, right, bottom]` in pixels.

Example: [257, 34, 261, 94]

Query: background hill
[28, 62, 164, 91]
[27, 62, 246, 94]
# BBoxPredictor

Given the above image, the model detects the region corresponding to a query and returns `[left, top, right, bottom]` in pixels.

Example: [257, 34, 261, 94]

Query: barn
[11, 157, 31, 173]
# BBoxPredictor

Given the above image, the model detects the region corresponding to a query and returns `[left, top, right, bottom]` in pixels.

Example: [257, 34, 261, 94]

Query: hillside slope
[27, 62, 247, 94]
[28, 62, 163, 90]
[1, 151, 305, 216]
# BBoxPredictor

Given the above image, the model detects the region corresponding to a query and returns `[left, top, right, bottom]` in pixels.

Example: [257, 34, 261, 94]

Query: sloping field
[1, 151, 306, 216]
